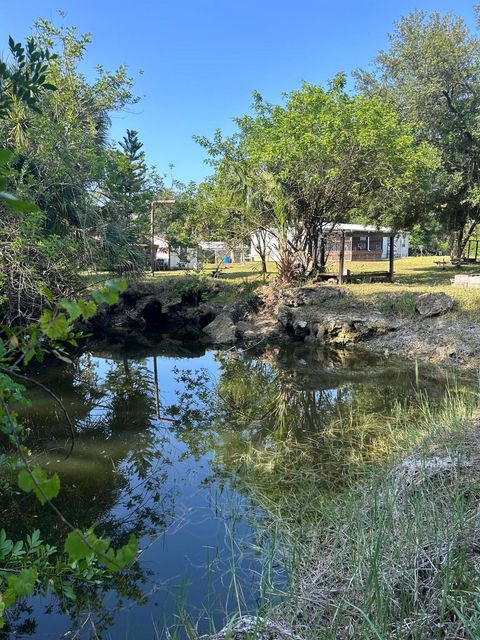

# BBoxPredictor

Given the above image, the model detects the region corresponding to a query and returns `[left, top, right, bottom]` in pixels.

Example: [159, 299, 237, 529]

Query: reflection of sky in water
[22, 350, 261, 639]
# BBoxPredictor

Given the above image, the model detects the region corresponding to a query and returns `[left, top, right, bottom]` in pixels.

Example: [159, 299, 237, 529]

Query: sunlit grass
[80, 255, 480, 318]
[338, 256, 480, 318]
[180, 256, 480, 317]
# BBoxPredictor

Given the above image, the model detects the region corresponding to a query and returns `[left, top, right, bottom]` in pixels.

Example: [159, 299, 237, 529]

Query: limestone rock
[277, 303, 396, 345]
[415, 292, 454, 318]
[183, 302, 221, 325]
[313, 311, 394, 344]
[236, 318, 282, 343]
[203, 312, 237, 345]
[279, 285, 344, 307]
[200, 615, 303, 640]
[235, 320, 253, 335]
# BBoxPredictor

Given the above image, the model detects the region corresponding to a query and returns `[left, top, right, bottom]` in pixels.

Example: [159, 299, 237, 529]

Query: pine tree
[119, 129, 147, 200]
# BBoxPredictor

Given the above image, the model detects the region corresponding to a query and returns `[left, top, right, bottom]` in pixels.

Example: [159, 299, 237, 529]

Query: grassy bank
[81, 256, 480, 317]
[137, 256, 480, 317]
[260, 382, 480, 640]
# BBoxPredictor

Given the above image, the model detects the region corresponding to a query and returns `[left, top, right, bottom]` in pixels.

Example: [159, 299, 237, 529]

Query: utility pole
[150, 199, 175, 275]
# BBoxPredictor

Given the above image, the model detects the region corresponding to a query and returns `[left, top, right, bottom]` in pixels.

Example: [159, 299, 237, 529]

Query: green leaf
[18, 466, 60, 505]
[39, 311, 69, 340]
[114, 534, 137, 569]
[78, 300, 97, 320]
[7, 568, 37, 597]
[91, 279, 126, 306]
[0, 192, 38, 212]
[40, 287, 54, 303]
[2, 589, 15, 608]
[64, 529, 136, 571]
[0, 149, 11, 165]
[59, 300, 82, 321]
[0, 530, 13, 559]
[64, 530, 91, 562]
[90, 289, 103, 305]
[27, 529, 41, 549]
[62, 583, 76, 601]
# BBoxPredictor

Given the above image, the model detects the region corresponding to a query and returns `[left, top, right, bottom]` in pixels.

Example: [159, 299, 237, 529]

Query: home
[153, 235, 198, 270]
[198, 241, 247, 264]
[327, 224, 409, 261]
[250, 224, 409, 263]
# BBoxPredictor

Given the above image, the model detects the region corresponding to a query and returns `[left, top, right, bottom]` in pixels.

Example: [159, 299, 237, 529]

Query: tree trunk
[260, 253, 267, 275]
[252, 230, 268, 276]
[450, 222, 478, 262]
[319, 237, 326, 272]
[450, 230, 463, 262]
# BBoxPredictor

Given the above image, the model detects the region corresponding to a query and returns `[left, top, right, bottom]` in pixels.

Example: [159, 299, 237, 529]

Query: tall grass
[262, 379, 480, 639]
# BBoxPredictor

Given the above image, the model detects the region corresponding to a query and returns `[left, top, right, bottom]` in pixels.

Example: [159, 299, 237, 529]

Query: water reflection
[0, 339, 467, 638]
[167, 344, 461, 521]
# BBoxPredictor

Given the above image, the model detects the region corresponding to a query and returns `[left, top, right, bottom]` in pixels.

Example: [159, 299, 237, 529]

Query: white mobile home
[250, 224, 409, 263]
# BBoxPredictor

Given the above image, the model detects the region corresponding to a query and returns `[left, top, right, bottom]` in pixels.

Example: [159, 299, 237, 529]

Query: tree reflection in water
[1, 351, 175, 637]
[167, 344, 460, 519]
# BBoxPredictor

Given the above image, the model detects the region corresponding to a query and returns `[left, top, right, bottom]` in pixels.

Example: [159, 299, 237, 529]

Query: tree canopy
[197, 75, 438, 276]
[356, 7, 480, 258]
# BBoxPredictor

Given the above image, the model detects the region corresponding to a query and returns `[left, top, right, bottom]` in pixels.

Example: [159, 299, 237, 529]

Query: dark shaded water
[0, 338, 466, 638]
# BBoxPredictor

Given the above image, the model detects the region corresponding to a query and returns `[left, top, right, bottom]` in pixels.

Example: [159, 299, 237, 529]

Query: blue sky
[1, 1, 477, 184]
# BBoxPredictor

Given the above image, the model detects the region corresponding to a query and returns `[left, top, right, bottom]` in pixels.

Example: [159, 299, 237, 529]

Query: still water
[1, 338, 462, 638]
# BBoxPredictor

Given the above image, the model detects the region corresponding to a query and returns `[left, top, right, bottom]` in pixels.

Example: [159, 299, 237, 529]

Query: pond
[1, 337, 468, 638]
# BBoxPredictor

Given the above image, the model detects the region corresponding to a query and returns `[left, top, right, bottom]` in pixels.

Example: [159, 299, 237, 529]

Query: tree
[99, 129, 158, 272]
[0, 279, 141, 630]
[0, 20, 142, 320]
[2, 18, 138, 243]
[194, 132, 273, 272]
[116, 129, 148, 226]
[0, 34, 72, 323]
[198, 77, 437, 279]
[356, 8, 480, 260]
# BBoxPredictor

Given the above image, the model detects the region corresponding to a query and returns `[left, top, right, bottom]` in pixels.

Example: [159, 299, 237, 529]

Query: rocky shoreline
[87, 277, 479, 371]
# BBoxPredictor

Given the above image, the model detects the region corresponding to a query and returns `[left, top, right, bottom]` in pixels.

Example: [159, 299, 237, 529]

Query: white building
[250, 224, 409, 263]
[153, 235, 198, 270]
[152, 237, 248, 270]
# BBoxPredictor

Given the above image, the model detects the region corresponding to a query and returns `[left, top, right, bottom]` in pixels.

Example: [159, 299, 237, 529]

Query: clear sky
[1, 1, 477, 184]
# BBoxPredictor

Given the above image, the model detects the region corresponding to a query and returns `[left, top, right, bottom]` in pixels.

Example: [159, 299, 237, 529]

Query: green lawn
[338, 256, 480, 317]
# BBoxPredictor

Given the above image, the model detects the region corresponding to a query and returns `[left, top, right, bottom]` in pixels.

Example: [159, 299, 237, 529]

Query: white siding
[382, 235, 409, 258]
[251, 229, 409, 262]
[169, 247, 198, 270]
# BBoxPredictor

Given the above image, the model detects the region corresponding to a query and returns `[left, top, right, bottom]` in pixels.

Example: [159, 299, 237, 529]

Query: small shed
[327, 224, 409, 262]
[249, 224, 408, 268]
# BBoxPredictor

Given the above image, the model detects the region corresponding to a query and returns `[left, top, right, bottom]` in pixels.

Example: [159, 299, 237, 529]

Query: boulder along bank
[86, 277, 480, 370]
